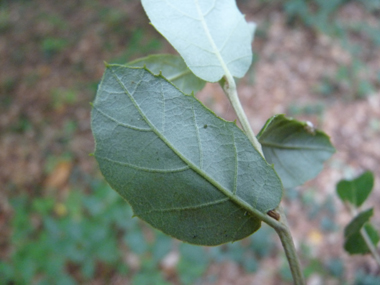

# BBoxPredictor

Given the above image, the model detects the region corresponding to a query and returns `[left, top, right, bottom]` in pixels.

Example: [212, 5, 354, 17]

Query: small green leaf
[344, 208, 373, 238]
[336, 171, 374, 207]
[141, 0, 253, 82]
[91, 65, 283, 245]
[344, 209, 380, 255]
[343, 209, 380, 255]
[257, 114, 335, 189]
[127, 54, 206, 95]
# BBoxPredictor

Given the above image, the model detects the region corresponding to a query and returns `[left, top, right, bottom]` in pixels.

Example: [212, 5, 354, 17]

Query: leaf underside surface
[127, 54, 206, 95]
[141, 0, 252, 82]
[336, 171, 374, 207]
[257, 115, 335, 189]
[91, 65, 282, 245]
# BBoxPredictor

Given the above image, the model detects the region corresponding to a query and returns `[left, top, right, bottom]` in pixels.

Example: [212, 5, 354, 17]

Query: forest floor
[1, 0, 379, 284]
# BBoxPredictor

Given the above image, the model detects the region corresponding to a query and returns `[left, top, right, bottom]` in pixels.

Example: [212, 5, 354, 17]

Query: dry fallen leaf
[44, 161, 72, 189]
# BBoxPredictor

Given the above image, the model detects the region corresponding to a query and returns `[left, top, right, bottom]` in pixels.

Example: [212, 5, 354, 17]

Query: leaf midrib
[194, 0, 230, 78]
[260, 141, 334, 152]
[108, 66, 269, 217]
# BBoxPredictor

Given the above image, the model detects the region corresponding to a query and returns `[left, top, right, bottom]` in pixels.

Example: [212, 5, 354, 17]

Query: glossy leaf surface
[257, 115, 335, 189]
[336, 171, 374, 207]
[141, 0, 252, 82]
[127, 54, 206, 95]
[344, 208, 380, 255]
[91, 65, 283, 245]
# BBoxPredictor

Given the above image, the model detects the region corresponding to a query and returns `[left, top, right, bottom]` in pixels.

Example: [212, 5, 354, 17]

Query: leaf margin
[257, 114, 335, 189]
[91, 64, 284, 245]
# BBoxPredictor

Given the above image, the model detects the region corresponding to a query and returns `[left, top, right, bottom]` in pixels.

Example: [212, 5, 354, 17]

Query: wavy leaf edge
[91, 65, 283, 245]
[97, 64, 283, 208]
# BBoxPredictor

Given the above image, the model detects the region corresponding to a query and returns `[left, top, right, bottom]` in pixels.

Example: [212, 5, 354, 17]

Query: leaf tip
[89, 153, 94, 157]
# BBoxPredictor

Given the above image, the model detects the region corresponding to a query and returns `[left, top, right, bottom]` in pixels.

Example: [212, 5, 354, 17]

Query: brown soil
[1, 0, 379, 284]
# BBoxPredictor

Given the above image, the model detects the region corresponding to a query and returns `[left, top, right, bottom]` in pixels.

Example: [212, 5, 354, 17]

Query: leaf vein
[262, 141, 333, 151]
[231, 129, 238, 195]
[192, 104, 203, 169]
[202, 0, 216, 17]
[97, 155, 190, 173]
[270, 148, 299, 183]
[219, 15, 244, 52]
[140, 197, 230, 214]
[232, 216, 251, 241]
[160, 80, 166, 133]
[92, 105, 152, 132]
[107, 66, 274, 217]
[164, 0, 199, 20]
[226, 54, 252, 65]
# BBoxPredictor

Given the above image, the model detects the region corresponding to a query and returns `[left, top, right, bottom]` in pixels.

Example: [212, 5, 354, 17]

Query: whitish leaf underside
[142, 0, 252, 82]
[91, 66, 282, 245]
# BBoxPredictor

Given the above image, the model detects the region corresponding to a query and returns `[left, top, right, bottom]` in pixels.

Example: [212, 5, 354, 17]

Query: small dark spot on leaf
[203, 124, 208, 129]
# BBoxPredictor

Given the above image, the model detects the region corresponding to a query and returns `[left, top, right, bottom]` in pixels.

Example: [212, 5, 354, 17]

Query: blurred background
[1, 0, 380, 284]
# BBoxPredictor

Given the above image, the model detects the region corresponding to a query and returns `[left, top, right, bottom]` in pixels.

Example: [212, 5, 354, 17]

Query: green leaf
[141, 0, 252, 82]
[91, 65, 283, 246]
[344, 209, 380, 255]
[336, 171, 374, 207]
[345, 223, 379, 255]
[127, 54, 206, 95]
[344, 208, 373, 238]
[257, 114, 335, 189]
